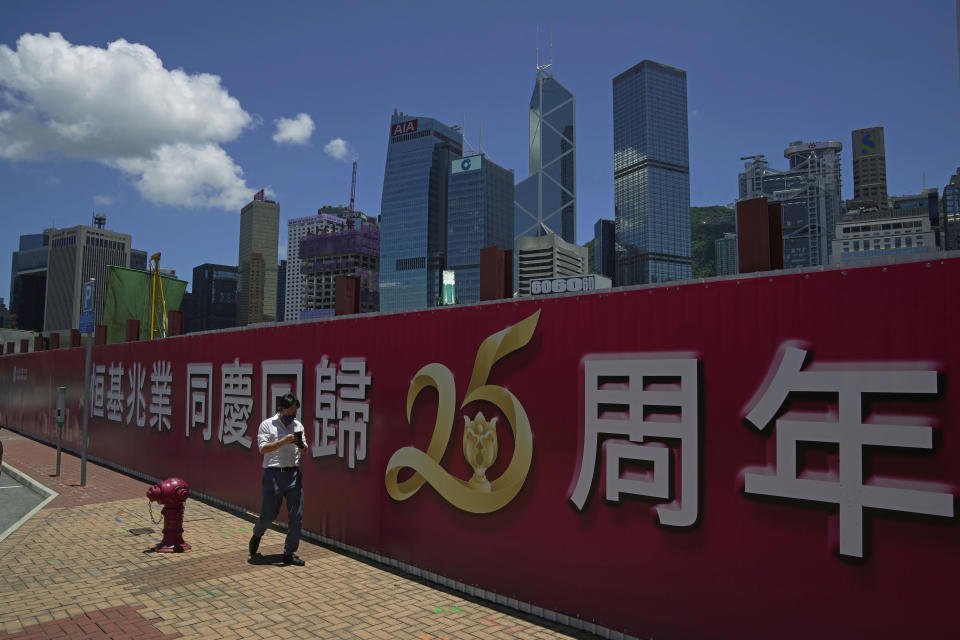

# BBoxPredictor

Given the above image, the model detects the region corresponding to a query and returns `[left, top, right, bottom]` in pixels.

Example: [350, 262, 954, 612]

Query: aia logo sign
[390, 119, 418, 137]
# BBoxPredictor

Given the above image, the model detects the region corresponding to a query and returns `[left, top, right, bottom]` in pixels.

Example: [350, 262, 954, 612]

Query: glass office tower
[739, 140, 843, 268]
[379, 111, 462, 312]
[447, 154, 515, 304]
[613, 60, 692, 285]
[593, 218, 615, 280]
[943, 168, 960, 250]
[515, 66, 576, 250]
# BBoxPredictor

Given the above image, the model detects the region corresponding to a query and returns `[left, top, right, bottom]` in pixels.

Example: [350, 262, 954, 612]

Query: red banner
[1, 258, 958, 639]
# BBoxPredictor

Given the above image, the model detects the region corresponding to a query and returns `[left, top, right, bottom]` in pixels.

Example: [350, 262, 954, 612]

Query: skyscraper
[379, 111, 462, 312]
[739, 140, 843, 268]
[613, 60, 692, 286]
[285, 211, 350, 321]
[593, 218, 615, 280]
[43, 223, 131, 332]
[850, 127, 888, 209]
[130, 249, 148, 271]
[517, 232, 587, 296]
[514, 64, 576, 253]
[9, 230, 51, 331]
[943, 168, 960, 250]
[300, 225, 380, 317]
[447, 154, 515, 304]
[715, 233, 738, 276]
[237, 197, 279, 326]
[890, 189, 941, 246]
[276, 259, 286, 321]
[187, 263, 237, 333]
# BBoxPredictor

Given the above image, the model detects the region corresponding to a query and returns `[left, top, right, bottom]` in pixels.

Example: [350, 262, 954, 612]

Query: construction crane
[149, 252, 168, 339]
[349, 160, 357, 213]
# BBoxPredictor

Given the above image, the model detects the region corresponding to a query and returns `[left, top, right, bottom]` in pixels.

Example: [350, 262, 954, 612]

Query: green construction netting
[103, 266, 187, 344]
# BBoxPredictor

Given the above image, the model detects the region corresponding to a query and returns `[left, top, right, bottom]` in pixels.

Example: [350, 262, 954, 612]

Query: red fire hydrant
[146, 477, 191, 553]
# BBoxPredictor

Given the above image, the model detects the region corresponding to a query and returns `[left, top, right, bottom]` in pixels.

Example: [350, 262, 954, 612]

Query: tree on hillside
[690, 206, 735, 278]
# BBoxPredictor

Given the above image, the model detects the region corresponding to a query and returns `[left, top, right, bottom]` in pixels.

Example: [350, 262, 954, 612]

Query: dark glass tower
[188, 263, 237, 332]
[447, 154, 515, 304]
[613, 60, 692, 285]
[276, 259, 286, 321]
[515, 66, 576, 250]
[9, 231, 50, 331]
[593, 218, 615, 280]
[944, 168, 960, 250]
[379, 111, 462, 312]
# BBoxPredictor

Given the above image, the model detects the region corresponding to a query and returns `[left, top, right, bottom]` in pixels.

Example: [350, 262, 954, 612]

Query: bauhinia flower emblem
[384, 310, 540, 513]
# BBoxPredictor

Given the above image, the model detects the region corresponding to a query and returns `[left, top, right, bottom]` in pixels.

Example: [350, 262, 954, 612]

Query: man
[249, 392, 308, 566]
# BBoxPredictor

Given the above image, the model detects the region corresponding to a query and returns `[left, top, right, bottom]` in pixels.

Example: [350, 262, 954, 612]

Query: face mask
[281, 414, 295, 426]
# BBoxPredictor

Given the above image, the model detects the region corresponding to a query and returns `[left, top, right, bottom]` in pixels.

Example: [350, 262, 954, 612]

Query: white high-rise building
[517, 230, 587, 296]
[43, 224, 131, 332]
[285, 212, 348, 321]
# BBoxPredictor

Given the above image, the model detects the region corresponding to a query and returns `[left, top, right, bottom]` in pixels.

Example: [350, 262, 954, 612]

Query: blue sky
[2, 0, 958, 303]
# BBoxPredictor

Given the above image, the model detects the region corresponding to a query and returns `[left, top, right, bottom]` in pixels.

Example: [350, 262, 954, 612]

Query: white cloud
[273, 113, 314, 145]
[110, 143, 252, 210]
[324, 137, 357, 162]
[0, 32, 255, 210]
[93, 194, 117, 206]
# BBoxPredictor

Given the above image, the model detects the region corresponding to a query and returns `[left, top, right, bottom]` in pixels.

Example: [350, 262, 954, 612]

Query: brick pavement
[0, 431, 599, 640]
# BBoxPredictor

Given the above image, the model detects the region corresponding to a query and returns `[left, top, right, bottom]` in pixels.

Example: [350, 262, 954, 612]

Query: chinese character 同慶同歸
[260, 360, 303, 423]
[744, 345, 955, 558]
[570, 355, 699, 528]
[337, 358, 371, 469]
[219, 358, 253, 448]
[312, 356, 371, 468]
[313, 356, 338, 457]
[186, 363, 213, 440]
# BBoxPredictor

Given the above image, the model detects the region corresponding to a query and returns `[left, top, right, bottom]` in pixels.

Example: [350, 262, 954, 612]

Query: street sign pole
[79, 278, 95, 487]
[55, 386, 65, 476]
[81, 336, 91, 486]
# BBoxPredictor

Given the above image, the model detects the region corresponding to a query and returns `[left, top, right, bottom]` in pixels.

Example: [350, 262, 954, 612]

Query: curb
[0, 462, 59, 545]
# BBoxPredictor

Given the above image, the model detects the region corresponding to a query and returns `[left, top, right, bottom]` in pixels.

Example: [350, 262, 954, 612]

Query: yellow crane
[149, 252, 168, 339]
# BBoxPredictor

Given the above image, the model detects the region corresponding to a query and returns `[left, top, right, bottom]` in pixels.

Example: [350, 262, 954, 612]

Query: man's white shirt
[257, 414, 308, 468]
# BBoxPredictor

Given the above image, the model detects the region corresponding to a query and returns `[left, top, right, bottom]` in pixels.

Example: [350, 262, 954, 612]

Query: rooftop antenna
[550, 24, 553, 68]
[461, 113, 477, 155]
[535, 25, 552, 77]
[478, 124, 484, 155]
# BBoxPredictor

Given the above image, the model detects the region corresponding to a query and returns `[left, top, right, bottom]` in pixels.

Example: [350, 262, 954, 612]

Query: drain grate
[128, 528, 154, 536]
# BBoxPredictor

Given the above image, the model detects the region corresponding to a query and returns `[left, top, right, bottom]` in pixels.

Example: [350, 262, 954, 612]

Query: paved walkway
[0, 430, 598, 640]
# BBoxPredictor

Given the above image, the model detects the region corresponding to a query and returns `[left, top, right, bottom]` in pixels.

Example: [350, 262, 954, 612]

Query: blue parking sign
[82, 280, 95, 313]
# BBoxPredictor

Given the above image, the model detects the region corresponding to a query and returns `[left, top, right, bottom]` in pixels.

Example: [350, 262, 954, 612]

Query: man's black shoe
[282, 553, 305, 566]
[248, 534, 262, 557]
